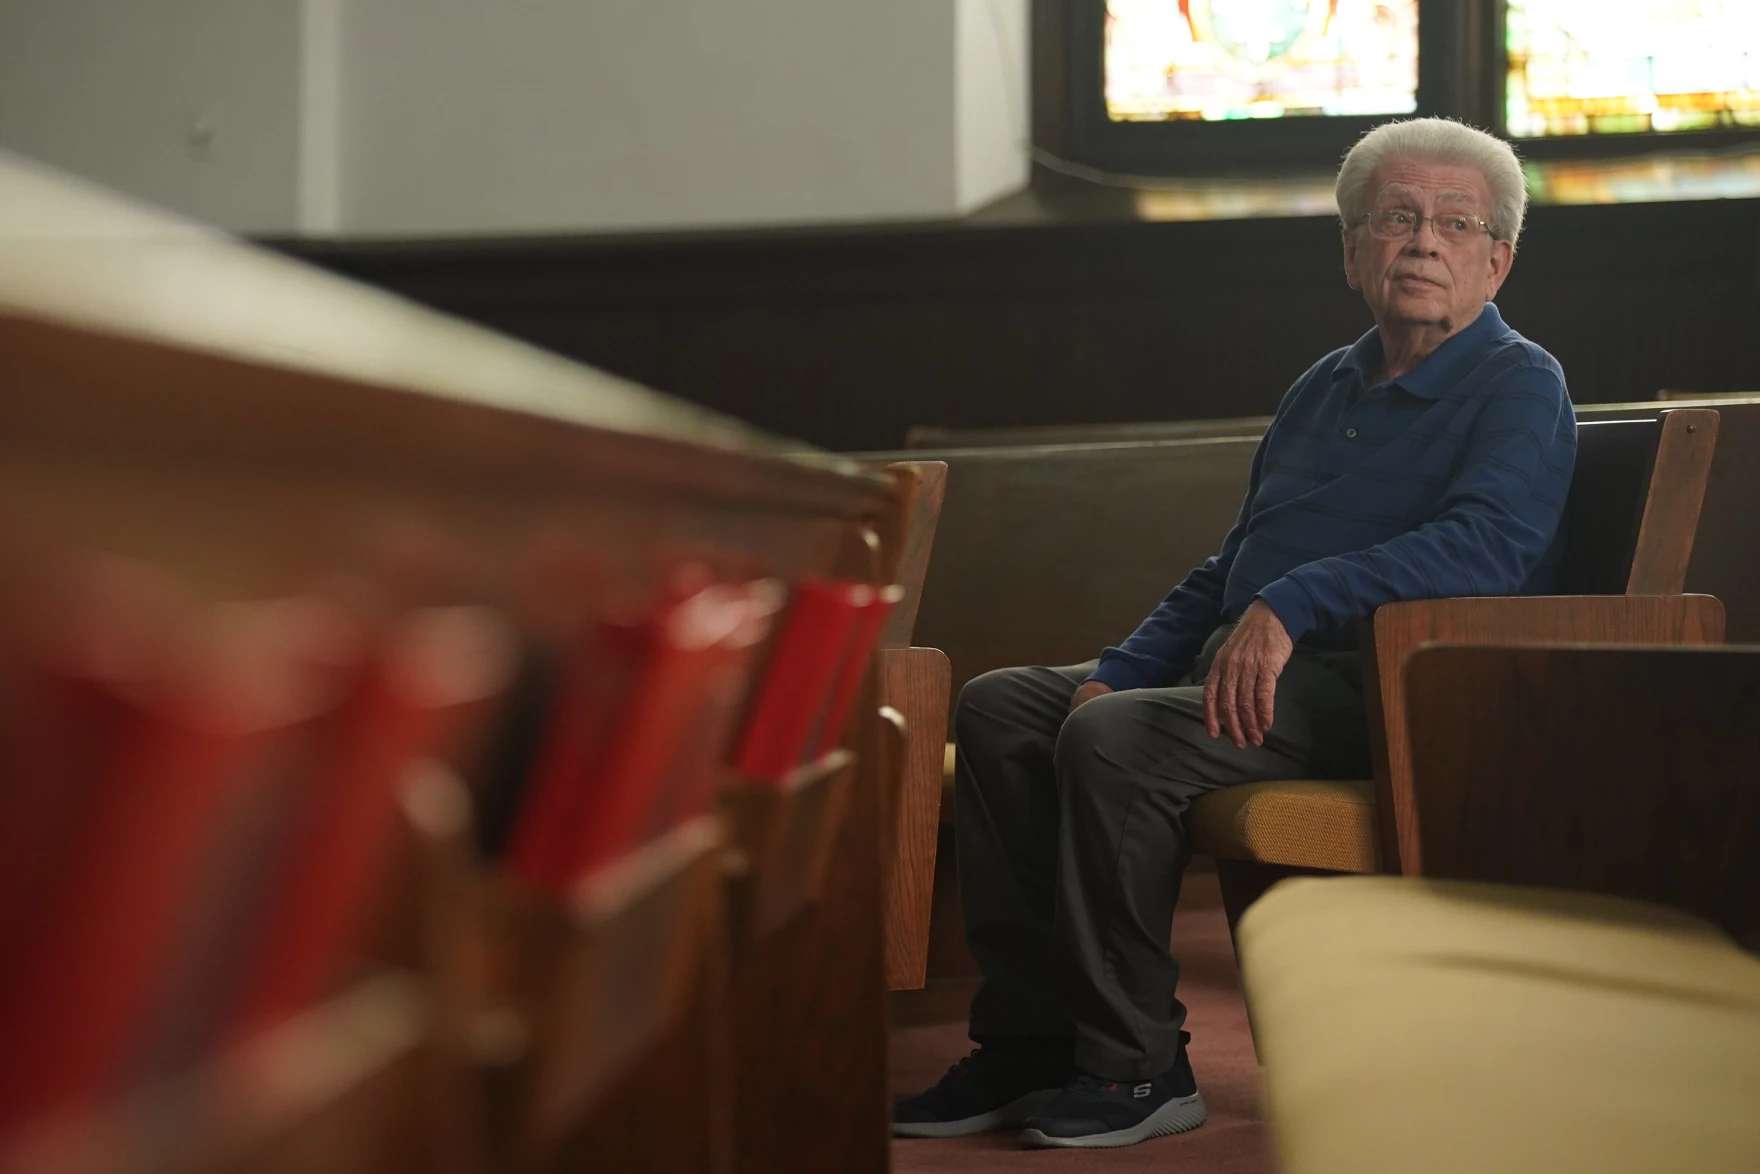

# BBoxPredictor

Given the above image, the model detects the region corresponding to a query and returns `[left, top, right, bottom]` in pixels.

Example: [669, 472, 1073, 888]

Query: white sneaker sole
[1018, 1091, 1207, 1149]
[892, 1088, 1061, 1138]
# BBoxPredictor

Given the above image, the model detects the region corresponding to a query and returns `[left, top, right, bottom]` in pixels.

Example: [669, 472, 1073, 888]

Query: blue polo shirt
[1091, 302, 1576, 691]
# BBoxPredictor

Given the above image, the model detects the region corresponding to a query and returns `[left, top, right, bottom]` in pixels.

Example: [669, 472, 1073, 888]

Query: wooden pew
[903, 416, 1275, 449]
[1191, 410, 1724, 934]
[862, 437, 1260, 1022]
[900, 396, 1760, 645]
[860, 435, 1264, 722]
[0, 155, 901, 1174]
[872, 461, 952, 992]
[1402, 643, 1760, 948]
[880, 405, 1744, 1022]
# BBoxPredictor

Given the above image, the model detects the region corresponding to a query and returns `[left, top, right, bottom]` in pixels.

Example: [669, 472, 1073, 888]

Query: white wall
[955, 0, 1029, 213]
[0, 0, 1029, 237]
[0, 0, 305, 234]
[340, 0, 959, 235]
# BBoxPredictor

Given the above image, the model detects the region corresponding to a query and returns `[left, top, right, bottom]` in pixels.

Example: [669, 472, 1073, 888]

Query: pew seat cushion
[1186, 778, 1378, 873]
[1239, 876, 1760, 1174]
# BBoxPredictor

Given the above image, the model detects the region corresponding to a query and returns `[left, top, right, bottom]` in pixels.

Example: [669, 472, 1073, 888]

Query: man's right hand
[1070, 679, 1114, 713]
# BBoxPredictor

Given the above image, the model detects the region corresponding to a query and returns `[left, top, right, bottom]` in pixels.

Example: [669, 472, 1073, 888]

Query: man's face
[1342, 159, 1514, 337]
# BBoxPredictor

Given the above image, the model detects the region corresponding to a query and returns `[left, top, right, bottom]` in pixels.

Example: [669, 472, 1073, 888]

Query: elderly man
[894, 118, 1576, 1150]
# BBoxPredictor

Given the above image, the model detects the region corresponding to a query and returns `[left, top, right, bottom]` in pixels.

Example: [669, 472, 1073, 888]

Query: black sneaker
[893, 1040, 1074, 1138]
[1019, 1034, 1206, 1149]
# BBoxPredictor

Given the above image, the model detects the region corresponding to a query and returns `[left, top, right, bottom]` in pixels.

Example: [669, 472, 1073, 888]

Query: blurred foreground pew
[0, 153, 905, 1173]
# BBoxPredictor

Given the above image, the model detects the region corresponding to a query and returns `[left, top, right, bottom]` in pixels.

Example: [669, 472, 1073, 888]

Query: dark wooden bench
[1402, 642, 1760, 951]
[900, 396, 1760, 646]
[883, 408, 1730, 1023]
[1191, 410, 1725, 939]
[878, 398, 1760, 711]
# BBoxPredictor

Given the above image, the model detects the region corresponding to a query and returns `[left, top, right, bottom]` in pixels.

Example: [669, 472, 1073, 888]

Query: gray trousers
[954, 624, 1369, 1080]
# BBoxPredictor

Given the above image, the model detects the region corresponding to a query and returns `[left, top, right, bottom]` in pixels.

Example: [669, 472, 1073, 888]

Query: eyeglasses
[1359, 208, 1494, 245]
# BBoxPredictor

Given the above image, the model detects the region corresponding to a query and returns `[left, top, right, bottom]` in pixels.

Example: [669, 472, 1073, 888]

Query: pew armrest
[1628, 408, 1719, 594]
[1360, 593, 1726, 875]
[877, 646, 952, 991]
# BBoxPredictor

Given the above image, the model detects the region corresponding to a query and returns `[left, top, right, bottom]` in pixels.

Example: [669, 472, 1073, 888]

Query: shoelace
[1068, 1071, 1125, 1096]
[937, 1049, 980, 1083]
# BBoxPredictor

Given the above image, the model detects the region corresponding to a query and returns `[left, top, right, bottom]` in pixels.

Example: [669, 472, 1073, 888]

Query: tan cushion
[939, 742, 957, 822]
[1186, 778, 1378, 873]
[1239, 876, 1760, 1174]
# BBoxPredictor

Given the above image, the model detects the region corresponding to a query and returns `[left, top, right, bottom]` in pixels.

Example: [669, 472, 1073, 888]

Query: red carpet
[888, 869, 1274, 1173]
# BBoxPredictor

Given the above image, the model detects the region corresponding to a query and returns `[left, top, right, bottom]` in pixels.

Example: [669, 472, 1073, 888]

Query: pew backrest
[863, 437, 1260, 714]
[877, 460, 947, 649]
[1404, 643, 1760, 949]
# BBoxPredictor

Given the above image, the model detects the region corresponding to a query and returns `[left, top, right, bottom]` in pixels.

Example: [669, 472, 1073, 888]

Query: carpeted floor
[888, 869, 1274, 1173]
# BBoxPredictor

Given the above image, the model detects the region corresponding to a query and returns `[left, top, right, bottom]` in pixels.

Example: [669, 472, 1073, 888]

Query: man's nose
[1405, 218, 1442, 255]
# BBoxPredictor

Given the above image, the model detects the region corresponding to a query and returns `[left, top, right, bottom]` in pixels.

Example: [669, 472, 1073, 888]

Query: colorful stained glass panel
[1507, 1, 1760, 137]
[1105, 0, 1420, 122]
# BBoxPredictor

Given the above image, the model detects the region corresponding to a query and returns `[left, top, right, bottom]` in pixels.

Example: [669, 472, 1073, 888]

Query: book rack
[0, 975, 427, 1174]
[397, 765, 727, 1174]
[720, 750, 856, 949]
[0, 155, 904, 1173]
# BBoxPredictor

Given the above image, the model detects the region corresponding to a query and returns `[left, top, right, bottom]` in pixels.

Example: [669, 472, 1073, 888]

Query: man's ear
[1485, 237, 1515, 299]
[1342, 226, 1361, 290]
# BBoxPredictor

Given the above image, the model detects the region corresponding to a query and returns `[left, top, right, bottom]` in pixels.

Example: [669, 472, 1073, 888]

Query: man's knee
[955, 665, 1043, 744]
[1054, 689, 1205, 788]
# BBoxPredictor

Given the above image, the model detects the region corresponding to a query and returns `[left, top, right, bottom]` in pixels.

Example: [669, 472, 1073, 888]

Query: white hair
[1335, 118, 1528, 249]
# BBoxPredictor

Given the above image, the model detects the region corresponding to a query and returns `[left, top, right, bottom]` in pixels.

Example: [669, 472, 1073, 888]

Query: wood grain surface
[878, 648, 952, 991]
[877, 461, 948, 650]
[1404, 644, 1760, 951]
[1627, 409, 1720, 594]
[1363, 595, 1727, 876]
[723, 693, 892, 1174]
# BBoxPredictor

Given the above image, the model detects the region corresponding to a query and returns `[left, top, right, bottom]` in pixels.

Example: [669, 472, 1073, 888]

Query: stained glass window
[1507, 2, 1760, 137]
[1104, 0, 1420, 123]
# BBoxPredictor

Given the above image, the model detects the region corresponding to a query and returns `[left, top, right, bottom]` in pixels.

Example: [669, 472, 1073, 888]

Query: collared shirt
[1092, 302, 1576, 692]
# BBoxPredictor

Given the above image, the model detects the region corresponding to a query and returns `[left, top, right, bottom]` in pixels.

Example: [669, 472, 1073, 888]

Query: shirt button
[1345, 428, 1358, 438]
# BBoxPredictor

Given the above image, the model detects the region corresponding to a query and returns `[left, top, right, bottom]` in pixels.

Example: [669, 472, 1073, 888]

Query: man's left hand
[1203, 600, 1294, 749]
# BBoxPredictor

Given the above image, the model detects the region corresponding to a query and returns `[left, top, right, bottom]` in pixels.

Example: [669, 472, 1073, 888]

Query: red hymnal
[810, 584, 902, 759]
[0, 600, 340, 1131]
[505, 603, 654, 892]
[228, 606, 516, 1036]
[730, 579, 870, 784]
[643, 579, 783, 836]
[0, 559, 182, 959]
[554, 579, 761, 881]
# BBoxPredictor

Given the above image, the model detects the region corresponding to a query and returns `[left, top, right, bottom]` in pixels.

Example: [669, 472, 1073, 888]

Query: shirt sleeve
[1255, 364, 1576, 643]
[1087, 434, 1269, 691]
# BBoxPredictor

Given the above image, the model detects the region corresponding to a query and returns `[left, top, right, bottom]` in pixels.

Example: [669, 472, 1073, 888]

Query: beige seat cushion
[1186, 778, 1378, 873]
[1239, 876, 1760, 1174]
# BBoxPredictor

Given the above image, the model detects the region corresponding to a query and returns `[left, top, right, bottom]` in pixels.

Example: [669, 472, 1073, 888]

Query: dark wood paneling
[1404, 644, 1760, 950]
[272, 196, 1760, 453]
[1362, 595, 1728, 875]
